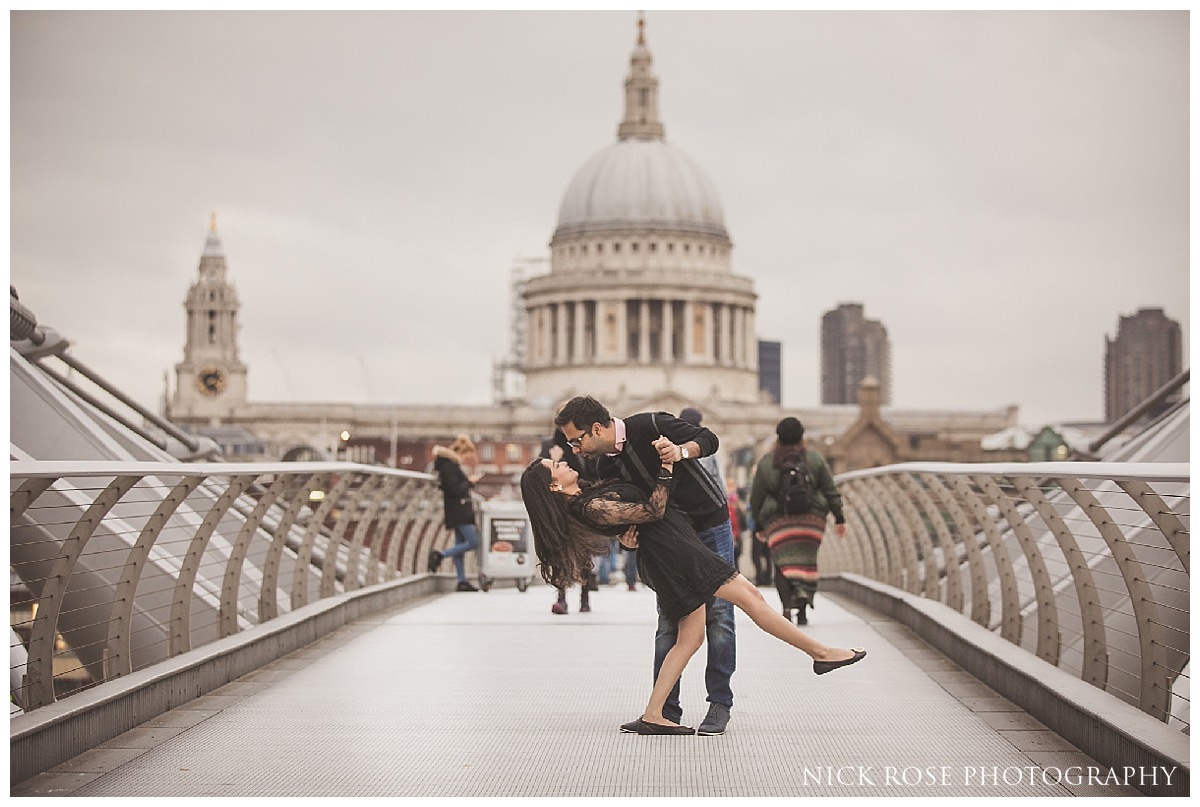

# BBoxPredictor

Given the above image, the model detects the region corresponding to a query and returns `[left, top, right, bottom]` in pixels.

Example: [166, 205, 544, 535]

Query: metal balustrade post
[170, 474, 256, 657]
[25, 474, 141, 708]
[292, 474, 354, 610]
[1010, 475, 1109, 690]
[901, 473, 964, 611]
[864, 480, 907, 593]
[842, 483, 892, 584]
[889, 474, 942, 600]
[1116, 479, 1190, 576]
[946, 476, 1021, 643]
[863, 477, 921, 594]
[259, 473, 325, 622]
[873, 478, 913, 591]
[10, 477, 55, 521]
[105, 475, 204, 678]
[384, 501, 422, 573]
[343, 475, 398, 591]
[392, 483, 431, 574]
[320, 473, 375, 599]
[221, 473, 292, 638]
[922, 473, 992, 628]
[843, 508, 867, 574]
[839, 485, 876, 577]
[974, 475, 1061, 664]
[414, 516, 450, 577]
[1057, 476, 1172, 720]
[366, 480, 413, 585]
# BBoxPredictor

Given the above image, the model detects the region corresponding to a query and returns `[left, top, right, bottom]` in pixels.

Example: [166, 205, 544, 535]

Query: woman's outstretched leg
[715, 574, 863, 665]
[641, 606, 705, 725]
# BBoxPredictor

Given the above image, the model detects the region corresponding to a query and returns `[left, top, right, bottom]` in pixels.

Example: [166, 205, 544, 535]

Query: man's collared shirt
[608, 416, 626, 457]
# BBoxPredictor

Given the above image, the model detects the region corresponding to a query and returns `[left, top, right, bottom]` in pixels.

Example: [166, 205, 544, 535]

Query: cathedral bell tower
[170, 214, 248, 422]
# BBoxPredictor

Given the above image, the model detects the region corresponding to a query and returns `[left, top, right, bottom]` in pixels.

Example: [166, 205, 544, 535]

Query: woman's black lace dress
[570, 478, 737, 622]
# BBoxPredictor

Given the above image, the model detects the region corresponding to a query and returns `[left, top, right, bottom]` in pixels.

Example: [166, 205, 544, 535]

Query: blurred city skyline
[9, 10, 1190, 425]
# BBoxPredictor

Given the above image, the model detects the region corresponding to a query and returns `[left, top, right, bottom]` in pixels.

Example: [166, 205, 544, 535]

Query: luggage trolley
[476, 500, 535, 592]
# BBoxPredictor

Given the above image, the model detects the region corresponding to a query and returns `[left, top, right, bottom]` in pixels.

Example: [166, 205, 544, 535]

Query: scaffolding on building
[491, 257, 546, 404]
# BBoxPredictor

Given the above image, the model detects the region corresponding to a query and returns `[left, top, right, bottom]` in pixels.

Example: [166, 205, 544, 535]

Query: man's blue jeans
[653, 518, 736, 719]
[440, 522, 479, 582]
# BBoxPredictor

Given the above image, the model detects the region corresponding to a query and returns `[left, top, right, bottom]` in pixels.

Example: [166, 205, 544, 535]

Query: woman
[520, 439, 865, 736]
[427, 434, 482, 592]
[749, 417, 846, 625]
[539, 436, 597, 615]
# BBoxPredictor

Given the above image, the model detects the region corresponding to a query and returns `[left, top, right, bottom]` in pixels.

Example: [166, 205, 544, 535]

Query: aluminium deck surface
[13, 583, 1143, 798]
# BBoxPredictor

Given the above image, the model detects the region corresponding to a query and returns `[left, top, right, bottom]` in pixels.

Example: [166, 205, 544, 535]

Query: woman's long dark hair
[520, 461, 611, 589]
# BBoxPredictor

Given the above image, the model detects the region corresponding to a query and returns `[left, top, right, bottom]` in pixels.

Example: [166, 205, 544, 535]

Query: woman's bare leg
[641, 605, 706, 725]
[715, 574, 860, 663]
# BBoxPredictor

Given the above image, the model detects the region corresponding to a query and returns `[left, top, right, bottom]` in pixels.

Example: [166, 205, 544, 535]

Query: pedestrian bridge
[6, 577, 1180, 798]
[10, 449, 1190, 797]
[8, 292, 1191, 797]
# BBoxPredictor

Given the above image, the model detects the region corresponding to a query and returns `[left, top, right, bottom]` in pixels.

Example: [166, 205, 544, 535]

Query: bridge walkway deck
[13, 584, 1143, 797]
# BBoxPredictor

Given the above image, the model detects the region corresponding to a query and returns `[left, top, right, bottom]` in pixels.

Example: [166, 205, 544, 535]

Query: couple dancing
[521, 396, 866, 736]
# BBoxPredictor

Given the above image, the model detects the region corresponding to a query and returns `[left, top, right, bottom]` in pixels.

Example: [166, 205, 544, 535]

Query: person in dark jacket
[427, 434, 481, 592]
[554, 395, 736, 736]
[749, 417, 846, 624]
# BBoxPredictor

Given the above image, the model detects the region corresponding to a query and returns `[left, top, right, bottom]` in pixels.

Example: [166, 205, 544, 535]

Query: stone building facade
[164, 18, 1022, 491]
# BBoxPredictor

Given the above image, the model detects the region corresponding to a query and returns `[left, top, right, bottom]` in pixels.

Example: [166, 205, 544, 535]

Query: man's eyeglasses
[565, 427, 592, 449]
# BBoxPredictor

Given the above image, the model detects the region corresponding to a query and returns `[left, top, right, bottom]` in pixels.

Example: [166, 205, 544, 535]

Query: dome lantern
[618, 12, 664, 142]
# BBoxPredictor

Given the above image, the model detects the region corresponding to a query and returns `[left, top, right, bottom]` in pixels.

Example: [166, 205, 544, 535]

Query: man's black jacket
[590, 411, 729, 532]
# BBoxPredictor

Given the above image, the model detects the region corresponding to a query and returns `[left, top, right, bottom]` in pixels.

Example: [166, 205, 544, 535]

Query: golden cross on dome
[209, 211, 217, 233]
[637, 12, 645, 45]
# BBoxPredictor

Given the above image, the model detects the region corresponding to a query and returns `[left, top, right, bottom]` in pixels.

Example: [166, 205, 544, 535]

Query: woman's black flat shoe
[813, 648, 866, 675]
[621, 718, 695, 735]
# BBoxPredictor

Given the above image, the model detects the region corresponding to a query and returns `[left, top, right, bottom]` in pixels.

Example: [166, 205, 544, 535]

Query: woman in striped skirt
[748, 417, 847, 625]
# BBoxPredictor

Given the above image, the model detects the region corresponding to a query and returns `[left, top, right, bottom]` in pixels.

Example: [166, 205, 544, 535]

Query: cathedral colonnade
[524, 295, 757, 369]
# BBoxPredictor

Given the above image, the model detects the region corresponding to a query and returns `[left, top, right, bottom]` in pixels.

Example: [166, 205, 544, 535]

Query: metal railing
[822, 461, 1190, 730]
[9, 461, 449, 713]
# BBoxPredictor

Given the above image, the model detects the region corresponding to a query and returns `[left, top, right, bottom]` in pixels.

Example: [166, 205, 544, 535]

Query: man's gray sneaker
[697, 703, 731, 736]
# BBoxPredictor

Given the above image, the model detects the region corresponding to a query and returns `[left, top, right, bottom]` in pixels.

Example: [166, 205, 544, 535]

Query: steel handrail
[821, 460, 1189, 728]
[10, 460, 450, 712]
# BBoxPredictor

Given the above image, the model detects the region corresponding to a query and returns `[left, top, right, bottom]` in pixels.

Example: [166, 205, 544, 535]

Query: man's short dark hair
[554, 396, 612, 432]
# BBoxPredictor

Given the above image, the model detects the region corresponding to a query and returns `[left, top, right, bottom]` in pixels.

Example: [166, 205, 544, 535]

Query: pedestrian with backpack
[748, 417, 846, 624]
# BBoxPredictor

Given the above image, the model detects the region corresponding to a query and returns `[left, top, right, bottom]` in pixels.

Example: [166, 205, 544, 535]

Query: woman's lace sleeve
[580, 479, 672, 527]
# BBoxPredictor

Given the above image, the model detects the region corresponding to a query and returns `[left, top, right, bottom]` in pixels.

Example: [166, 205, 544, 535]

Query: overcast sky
[9, 10, 1190, 427]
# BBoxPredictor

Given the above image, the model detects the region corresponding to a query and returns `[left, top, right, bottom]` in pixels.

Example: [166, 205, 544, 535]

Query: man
[554, 396, 736, 736]
[680, 407, 724, 491]
[683, 406, 745, 574]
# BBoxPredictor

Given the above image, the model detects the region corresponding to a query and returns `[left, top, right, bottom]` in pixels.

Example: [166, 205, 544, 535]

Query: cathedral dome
[523, 16, 759, 410]
[553, 139, 728, 240]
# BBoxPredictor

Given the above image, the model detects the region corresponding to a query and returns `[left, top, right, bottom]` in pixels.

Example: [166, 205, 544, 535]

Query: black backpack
[778, 452, 813, 516]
